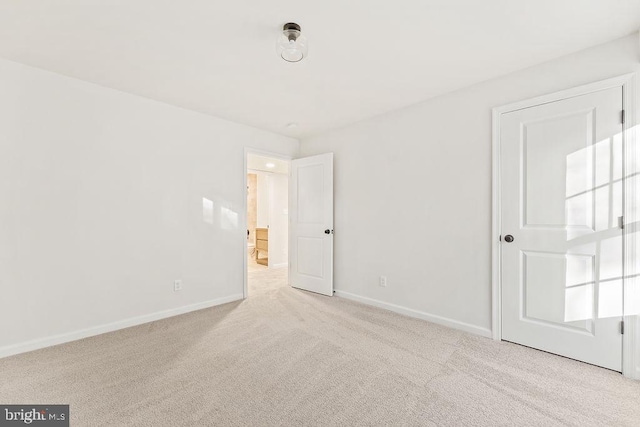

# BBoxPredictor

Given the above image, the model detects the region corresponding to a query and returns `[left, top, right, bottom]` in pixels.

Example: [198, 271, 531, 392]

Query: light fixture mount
[277, 22, 308, 62]
[283, 23, 301, 40]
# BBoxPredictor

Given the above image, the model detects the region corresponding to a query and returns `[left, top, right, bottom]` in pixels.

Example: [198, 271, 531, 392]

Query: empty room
[1, 1, 640, 426]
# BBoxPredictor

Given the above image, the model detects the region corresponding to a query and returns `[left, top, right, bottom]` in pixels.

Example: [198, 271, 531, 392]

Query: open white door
[289, 153, 333, 296]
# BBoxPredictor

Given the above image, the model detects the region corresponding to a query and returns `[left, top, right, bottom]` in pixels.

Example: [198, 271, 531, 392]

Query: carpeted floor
[1, 267, 639, 426]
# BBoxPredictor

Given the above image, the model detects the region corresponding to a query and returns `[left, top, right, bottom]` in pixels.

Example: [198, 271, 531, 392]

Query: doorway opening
[244, 152, 290, 297]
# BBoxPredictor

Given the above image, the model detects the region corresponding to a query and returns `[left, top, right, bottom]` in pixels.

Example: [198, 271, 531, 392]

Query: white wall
[0, 58, 298, 356]
[300, 33, 640, 338]
[255, 172, 270, 228]
[268, 173, 289, 268]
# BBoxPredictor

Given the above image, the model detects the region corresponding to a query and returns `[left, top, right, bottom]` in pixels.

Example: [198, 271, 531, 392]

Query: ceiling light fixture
[265, 163, 276, 169]
[277, 23, 307, 63]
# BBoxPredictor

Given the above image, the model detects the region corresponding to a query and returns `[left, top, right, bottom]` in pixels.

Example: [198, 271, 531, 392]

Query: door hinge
[618, 216, 624, 229]
[621, 110, 625, 124]
[621, 320, 625, 335]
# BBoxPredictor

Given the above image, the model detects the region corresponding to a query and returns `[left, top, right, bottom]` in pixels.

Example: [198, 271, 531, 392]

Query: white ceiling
[0, 1, 639, 138]
[247, 154, 289, 175]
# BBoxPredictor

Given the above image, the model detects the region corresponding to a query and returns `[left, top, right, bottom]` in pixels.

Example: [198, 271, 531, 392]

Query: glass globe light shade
[277, 23, 308, 62]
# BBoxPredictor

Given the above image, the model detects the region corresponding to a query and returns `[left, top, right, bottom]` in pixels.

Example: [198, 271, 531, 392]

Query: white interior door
[289, 153, 334, 296]
[501, 86, 624, 371]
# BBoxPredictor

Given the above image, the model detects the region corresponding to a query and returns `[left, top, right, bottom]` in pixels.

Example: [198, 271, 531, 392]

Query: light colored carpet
[1, 268, 639, 426]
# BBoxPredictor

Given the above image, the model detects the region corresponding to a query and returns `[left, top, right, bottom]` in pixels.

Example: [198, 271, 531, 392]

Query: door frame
[242, 147, 292, 299]
[491, 73, 638, 378]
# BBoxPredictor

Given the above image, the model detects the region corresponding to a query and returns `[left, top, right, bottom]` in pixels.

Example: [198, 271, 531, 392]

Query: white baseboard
[0, 294, 244, 359]
[334, 290, 492, 338]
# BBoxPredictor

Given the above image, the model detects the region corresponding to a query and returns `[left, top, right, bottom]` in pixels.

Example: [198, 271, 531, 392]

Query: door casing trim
[491, 73, 638, 379]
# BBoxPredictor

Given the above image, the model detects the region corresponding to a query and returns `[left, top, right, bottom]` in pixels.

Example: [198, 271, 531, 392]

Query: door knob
[324, 229, 332, 234]
[504, 235, 514, 243]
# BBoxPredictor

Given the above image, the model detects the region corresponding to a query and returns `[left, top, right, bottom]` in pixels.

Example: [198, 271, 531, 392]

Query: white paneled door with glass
[500, 86, 624, 371]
